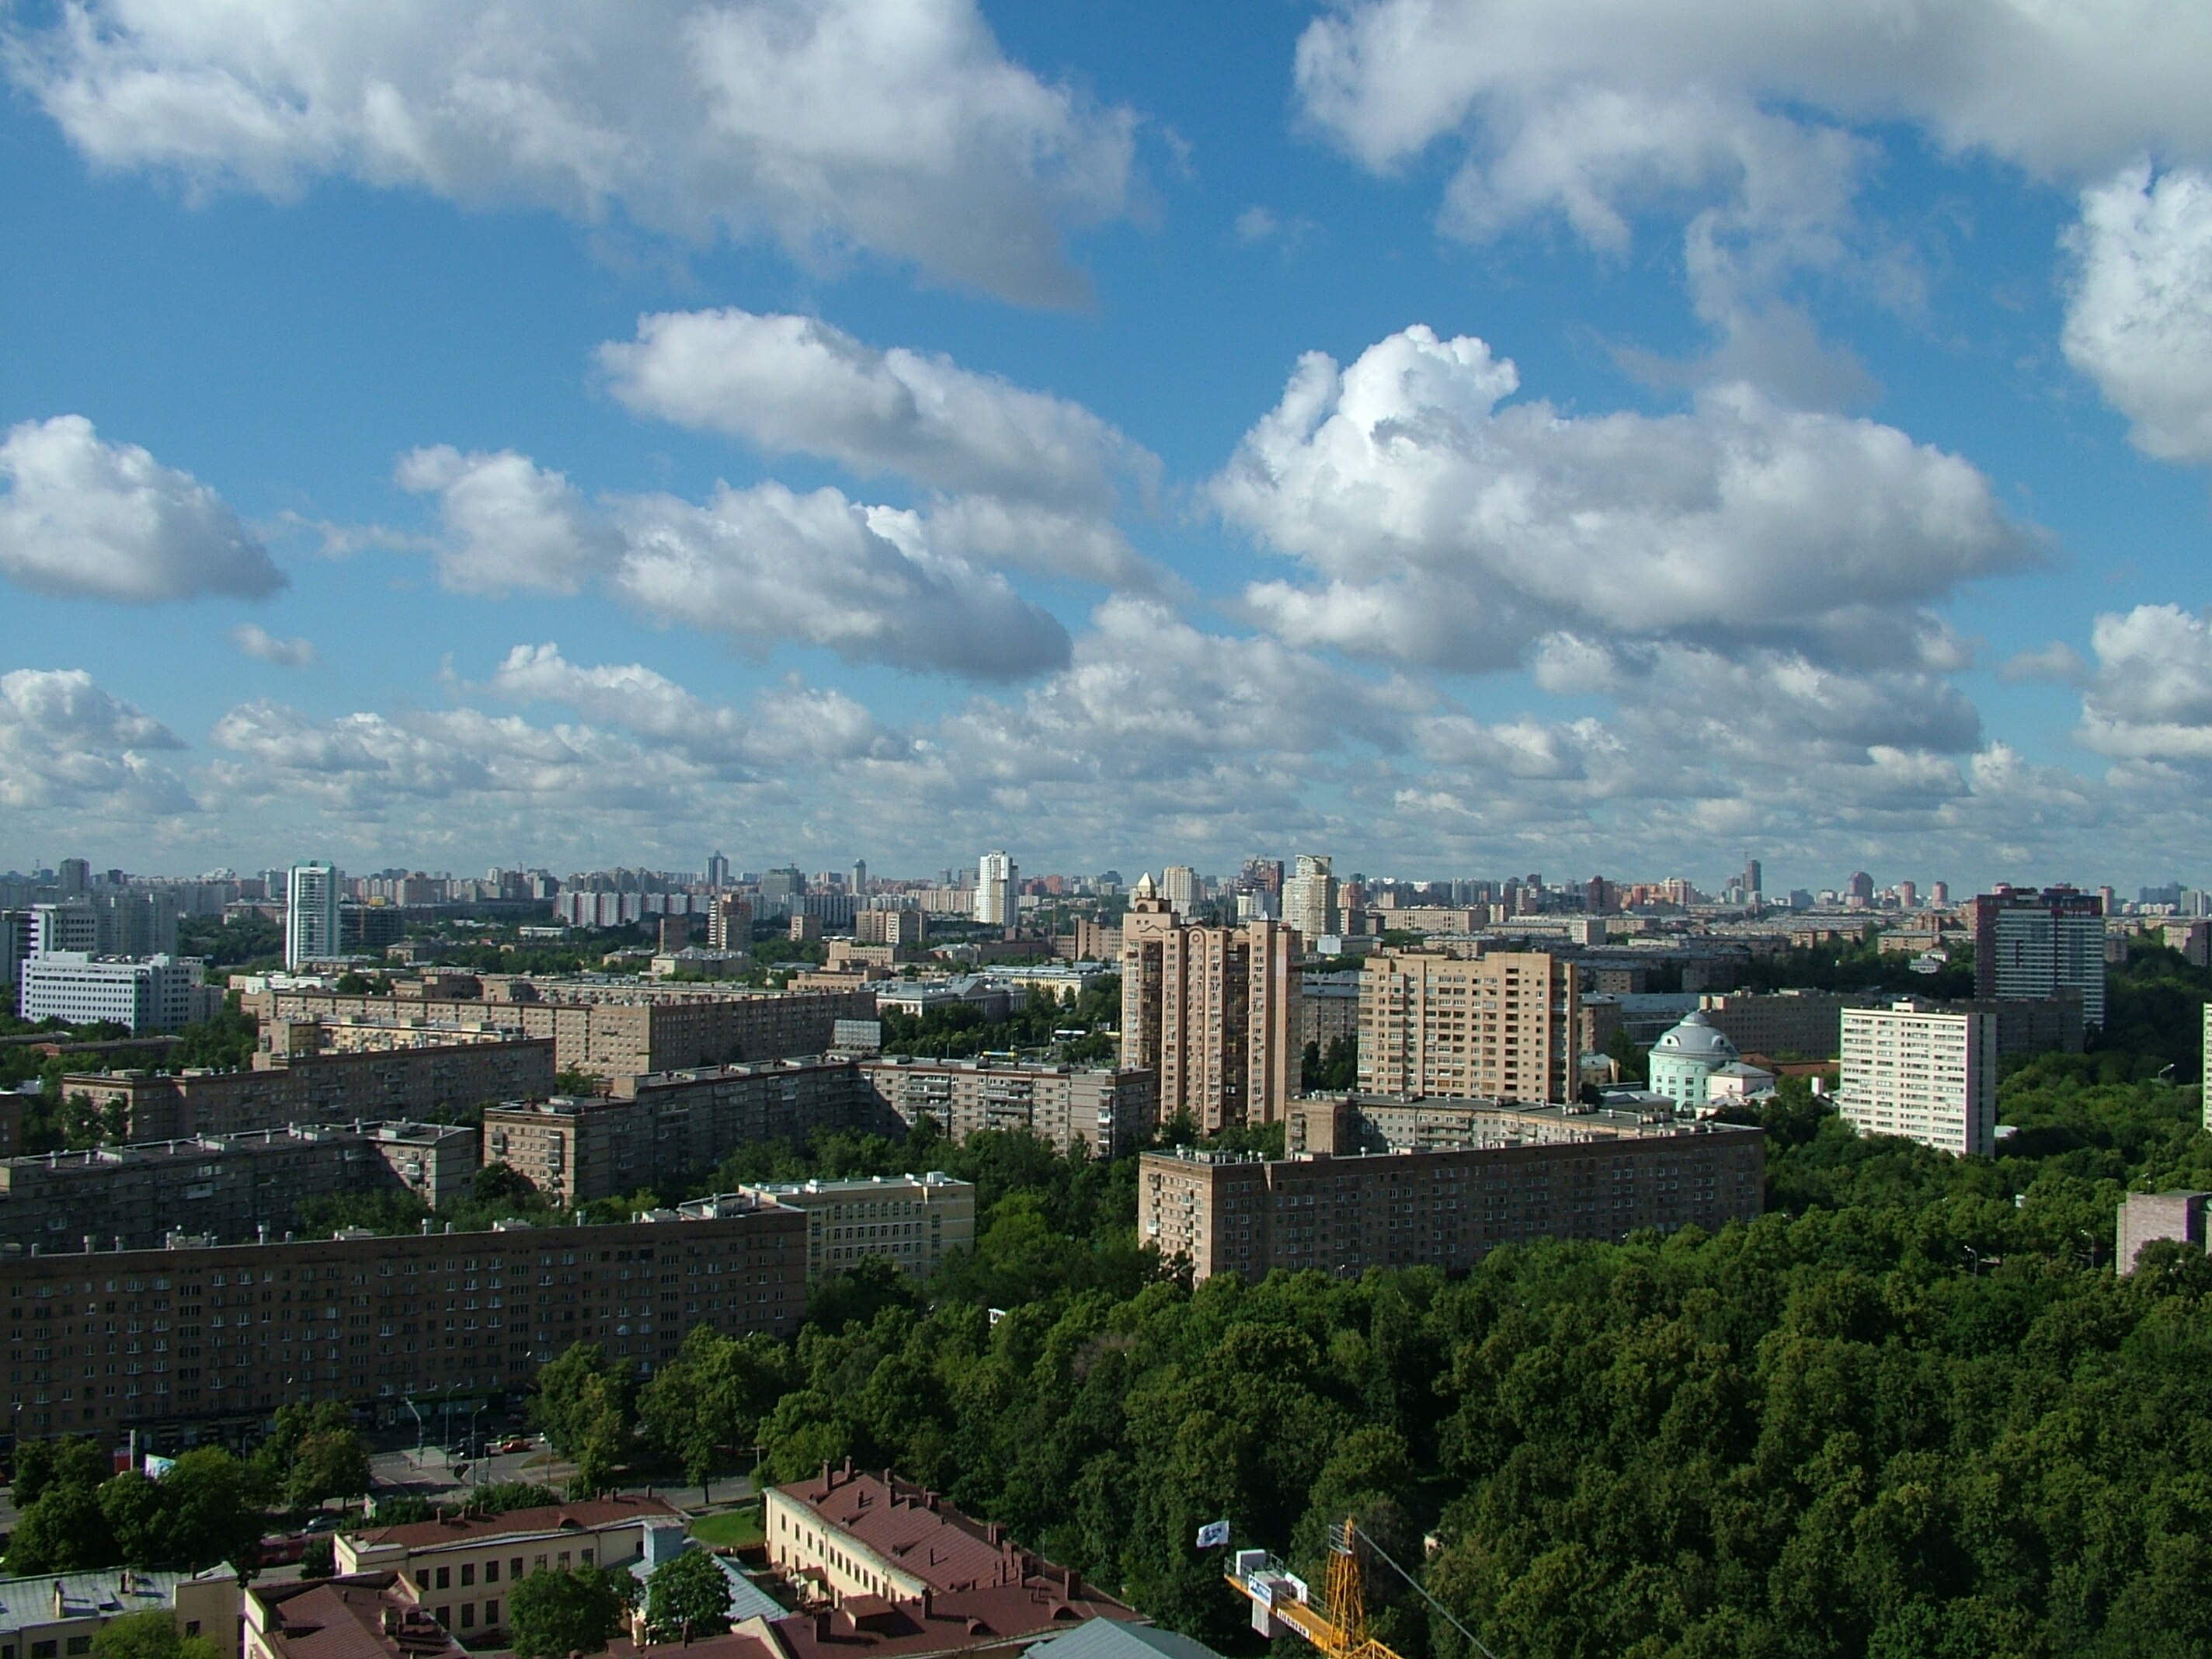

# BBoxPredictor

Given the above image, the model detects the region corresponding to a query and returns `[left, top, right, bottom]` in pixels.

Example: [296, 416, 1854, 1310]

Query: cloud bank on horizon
[5, 0, 2212, 889]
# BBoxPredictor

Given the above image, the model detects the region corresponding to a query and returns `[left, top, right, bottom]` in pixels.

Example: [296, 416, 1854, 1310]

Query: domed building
[1648, 1009, 1740, 1109]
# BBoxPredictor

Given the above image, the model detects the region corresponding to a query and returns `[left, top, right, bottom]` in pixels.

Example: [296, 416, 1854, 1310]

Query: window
[485, 1601, 500, 1628]
[436, 1609, 450, 1629]
[512, 1558, 525, 1580]
[485, 1560, 499, 1584]
[461, 1564, 475, 1587]
[436, 1566, 450, 1589]
[580, 1549, 593, 1566]
[66, 1642, 90, 1657]
[31, 1643, 54, 1659]
[460, 1607, 475, 1629]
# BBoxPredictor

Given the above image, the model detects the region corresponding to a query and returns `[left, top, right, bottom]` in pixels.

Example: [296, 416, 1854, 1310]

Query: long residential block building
[19, 954, 222, 1035]
[1120, 877, 1299, 1130]
[62, 1037, 556, 1141]
[858, 1057, 1158, 1156]
[1139, 1127, 1765, 1281]
[1358, 951, 1579, 1103]
[1837, 1000, 1998, 1156]
[243, 983, 876, 1077]
[1289, 1094, 1721, 1156]
[0, 1122, 475, 1253]
[0, 1194, 804, 1446]
[483, 1058, 899, 1205]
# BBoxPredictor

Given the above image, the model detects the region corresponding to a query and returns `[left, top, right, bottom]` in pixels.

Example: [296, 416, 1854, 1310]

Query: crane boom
[1225, 1518, 1501, 1659]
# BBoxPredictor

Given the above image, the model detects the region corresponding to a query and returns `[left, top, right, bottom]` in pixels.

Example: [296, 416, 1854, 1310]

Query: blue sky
[5, 0, 2212, 895]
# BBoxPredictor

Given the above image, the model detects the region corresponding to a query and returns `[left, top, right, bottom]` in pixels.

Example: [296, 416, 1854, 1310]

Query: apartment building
[1299, 973, 1360, 1053]
[1357, 951, 1579, 1103]
[859, 1057, 1158, 1157]
[1289, 1094, 1719, 1156]
[1693, 989, 2081, 1061]
[738, 1173, 975, 1280]
[0, 1122, 475, 1253]
[855, 907, 927, 948]
[0, 1570, 239, 1659]
[1972, 885, 2106, 1027]
[62, 1037, 555, 1141]
[245, 984, 876, 1078]
[18, 955, 221, 1035]
[337, 1497, 682, 1641]
[2117, 1190, 2210, 1273]
[1139, 1129, 1764, 1281]
[483, 1058, 896, 1205]
[1119, 877, 1299, 1131]
[0, 1195, 803, 1445]
[1837, 1001, 1998, 1156]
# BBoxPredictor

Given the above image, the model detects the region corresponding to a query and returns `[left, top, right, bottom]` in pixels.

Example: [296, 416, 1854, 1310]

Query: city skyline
[10, 6, 2212, 885]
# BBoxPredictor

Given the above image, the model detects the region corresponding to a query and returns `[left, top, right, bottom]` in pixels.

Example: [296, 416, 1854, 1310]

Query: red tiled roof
[779, 1470, 1014, 1595]
[251, 1573, 464, 1659]
[354, 1496, 680, 1550]
[765, 1579, 1139, 1659]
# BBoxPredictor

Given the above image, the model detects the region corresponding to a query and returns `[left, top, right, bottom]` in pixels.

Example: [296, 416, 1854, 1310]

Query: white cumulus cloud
[396, 447, 1071, 680]
[0, 416, 284, 602]
[9, 0, 1138, 305]
[1214, 325, 2033, 673]
[230, 621, 316, 667]
[599, 308, 1155, 510]
[2077, 604, 2212, 761]
[0, 667, 193, 815]
[2064, 166, 2212, 466]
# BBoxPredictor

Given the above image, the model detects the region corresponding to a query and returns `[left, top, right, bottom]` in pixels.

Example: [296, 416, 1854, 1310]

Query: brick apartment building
[0, 1122, 475, 1252]
[482, 1058, 899, 1205]
[0, 1194, 803, 1446]
[1358, 951, 1580, 1103]
[1139, 1126, 1765, 1281]
[244, 983, 877, 1078]
[858, 1057, 1158, 1157]
[61, 1038, 556, 1140]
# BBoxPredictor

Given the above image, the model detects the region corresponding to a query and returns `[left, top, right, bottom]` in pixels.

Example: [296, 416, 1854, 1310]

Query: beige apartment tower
[1358, 951, 1580, 1102]
[1120, 875, 1299, 1130]
[1838, 1000, 1998, 1156]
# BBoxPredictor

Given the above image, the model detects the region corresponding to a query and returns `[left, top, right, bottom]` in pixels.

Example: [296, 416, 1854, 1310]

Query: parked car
[499, 1436, 534, 1453]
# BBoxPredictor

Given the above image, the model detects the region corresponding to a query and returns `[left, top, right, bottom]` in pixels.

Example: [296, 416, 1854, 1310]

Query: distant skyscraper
[851, 859, 868, 896]
[1930, 881, 1950, 907]
[706, 850, 732, 889]
[1743, 859, 1762, 900]
[1845, 871, 1876, 906]
[1282, 854, 1338, 942]
[56, 858, 90, 899]
[1160, 865, 1199, 916]
[285, 862, 343, 970]
[1896, 880, 1918, 910]
[1972, 885, 2106, 1028]
[975, 851, 1017, 927]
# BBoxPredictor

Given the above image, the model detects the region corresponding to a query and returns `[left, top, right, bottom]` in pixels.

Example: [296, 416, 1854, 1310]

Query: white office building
[17, 953, 217, 1034]
[1838, 1000, 1997, 1156]
[284, 862, 343, 969]
[1282, 854, 1339, 944]
[974, 850, 1017, 927]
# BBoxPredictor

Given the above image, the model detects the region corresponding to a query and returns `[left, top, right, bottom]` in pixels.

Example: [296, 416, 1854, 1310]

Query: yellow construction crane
[1225, 1518, 1501, 1659]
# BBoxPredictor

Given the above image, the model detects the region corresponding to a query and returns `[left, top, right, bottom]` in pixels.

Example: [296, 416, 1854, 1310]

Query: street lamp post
[468, 1404, 486, 1480]
[404, 1397, 424, 1459]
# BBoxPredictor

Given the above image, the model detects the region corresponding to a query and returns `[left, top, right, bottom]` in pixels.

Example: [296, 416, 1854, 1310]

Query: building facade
[859, 1057, 1158, 1157]
[1282, 855, 1339, 943]
[0, 1195, 804, 1445]
[1972, 885, 2106, 1027]
[1119, 878, 1299, 1131]
[1356, 951, 1579, 1103]
[284, 864, 344, 971]
[0, 1571, 238, 1659]
[1299, 973, 1361, 1054]
[1139, 1126, 1765, 1282]
[243, 983, 878, 1078]
[483, 1058, 897, 1205]
[0, 1122, 475, 1253]
[1837, 1001, 1998, 1156]
[2117, 1190, 2210, 1273]
[737, 1172, 974, 1279]
[974, 852, 1017, 927]
[64, 1036, 557, 1141]
[18, 955, 218, 1035]
[1647, 1011, 1741, 1109]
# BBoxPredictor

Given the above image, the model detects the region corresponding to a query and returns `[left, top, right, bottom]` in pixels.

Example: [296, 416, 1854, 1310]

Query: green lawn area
[690, 1508, 764, 1548]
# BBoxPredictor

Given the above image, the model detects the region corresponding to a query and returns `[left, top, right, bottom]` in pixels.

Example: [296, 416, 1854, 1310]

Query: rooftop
[351, 1495, 680, 1552]
[0, 1569, 203, 1631]
[249, 1573, 461, 1659]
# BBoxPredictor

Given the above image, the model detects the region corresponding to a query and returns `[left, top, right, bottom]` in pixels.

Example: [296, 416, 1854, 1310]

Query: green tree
[300, 1537, 336, 1580]
[252, 1402, 369, 1508]
[89, 1611, 218, 1659]
[13, 1435, 112, 1505]
[7, 1483, 120, 1572]
[531, 1343, 635, 1456]
[645, 1546, 732, 1643]
[638, 1327, 795, 1494]
[506, 1565, 635, 1659]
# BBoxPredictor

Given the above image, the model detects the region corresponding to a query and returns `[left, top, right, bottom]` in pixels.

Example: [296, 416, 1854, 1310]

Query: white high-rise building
[285, 861, 344, 969]
[1282, 854, 1338, 943]
[1838, 1000, 1997, 1157]
[975, 851, 1017, 927]
[1160, 865, 1199, 917]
